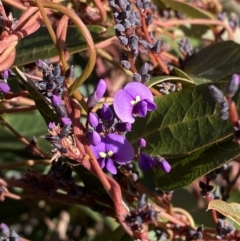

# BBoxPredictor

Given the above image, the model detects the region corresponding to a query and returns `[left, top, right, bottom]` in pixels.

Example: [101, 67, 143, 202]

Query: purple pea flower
[90, 133, 134, 174]
[138, 153, 155, 171]
[0, 80, 10, 93]
[113, 82, 156, 123]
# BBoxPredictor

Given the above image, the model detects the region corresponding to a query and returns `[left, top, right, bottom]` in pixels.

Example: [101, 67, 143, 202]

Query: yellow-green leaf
[208, 200, 240, 225]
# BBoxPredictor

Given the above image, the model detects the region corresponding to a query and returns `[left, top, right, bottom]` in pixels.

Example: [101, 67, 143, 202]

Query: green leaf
[111, 226, 133, 241]
[12, 67, 58, 124]
[184, 41, 240, 80]
[155, 138, 240, 190]
[170, 66, 194, 82]
[127, 82, 233, 157]
[208, 200, 240, 226]
[14, 25, 114, 66]
[158, 0, 215, 19]
[0, 111, 50, 154]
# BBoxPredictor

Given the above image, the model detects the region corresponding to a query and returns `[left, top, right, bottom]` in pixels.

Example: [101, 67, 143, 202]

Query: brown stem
[0, 105, 36, 114]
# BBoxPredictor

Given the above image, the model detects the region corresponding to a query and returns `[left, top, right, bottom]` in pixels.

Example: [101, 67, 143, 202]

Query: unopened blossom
[137, 138, 146, 148]
[138, 153, 155, 171]
[98, 104, 113, 120]
[87, 79, 107, 108]
[113, 82, 156, 123]
[87, 130, 101, 146]
[90, 133, 134, 174]
[88, 112, 99, 128]
[0, 81, 10, 93]
[155, 156, 171, 173]
[61, 117, 72, 126]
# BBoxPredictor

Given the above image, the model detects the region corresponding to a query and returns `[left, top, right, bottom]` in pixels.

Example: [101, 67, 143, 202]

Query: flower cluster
[87, 78, 170, 175]
[34, 60, 73, 158]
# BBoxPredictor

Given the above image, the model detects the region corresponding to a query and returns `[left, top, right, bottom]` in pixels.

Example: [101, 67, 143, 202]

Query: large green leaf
[14, 25, 114, 66]
[127, 82, 233, 157]
[158, 0, 215, 19]
[155, 138, 240, 190]
[184, 41, 240, 80]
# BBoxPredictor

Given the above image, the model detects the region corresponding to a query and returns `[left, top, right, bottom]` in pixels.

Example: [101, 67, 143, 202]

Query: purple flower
[138, 153, 155, 171]
[155, 156, 171, 173]
[98, 104, 113, 120]
[87, 79, 107, 108]
[113, 82, 156, 123]
[0, 81, 10, 93]
[90, 133, 134, 174]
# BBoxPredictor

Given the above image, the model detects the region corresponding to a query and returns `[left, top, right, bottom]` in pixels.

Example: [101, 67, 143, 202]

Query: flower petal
[90, 137, 106, 159]
[105, 134, 134, 164]
[106, 158, 117, 174]
[134, 100, 147, 117]
[98, 158, 106, 169]
[87, 130, 101, 146]
[113, 89, 135, 123]
[138, 153, 154, 171]
[124, 82, 153, 101]
[145, 99, 157, 111]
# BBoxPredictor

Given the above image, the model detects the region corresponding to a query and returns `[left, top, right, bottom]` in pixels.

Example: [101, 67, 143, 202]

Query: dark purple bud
[52, 64, 61, 77]
[146, 14, 153, 26]
[209, 85, 224, 103]
[37, 81, 47, 90]
[87, 79, 107, 108]
[133, 73, 142, 82]
[115, 122, 132, 132]
[141, 63, 150, 75]
[126, 4, 132, 11]
[131, 48, 139, 57]
[46, 82, 56, 91]
[61, 117, 72, 126]
[117, 0, 127, 10]
[0, 80, 10, 93]
[152, 40, 161, 53]
[134, 216, 143, 226]
[135, 19, 142, 27]
[60, 147, 68, 154]
[142, 74, 150, 83]
[122, 19, 131, 29]
[135, 11, 141, 21]
[138, 193, 147, 208]
[118, 36, 128, 46]
[51, 95, 63, 107]
[219, 109, 229, 120]
[59, 124, 71, 137]
[129, 35, 138, 50]
[55, 105, 67, 117]
[55, 76, 64, 86]
[226, 74, 240, 97]
[143, 2, 150, 9]
[137, 138, 146, 148]
[121, 60, 131, 70]
[88, 112, 99, 128]
[99, 104, 113, 120]
[114, 12, 119, 20]
[138, 153, 155, 171]
[2, 69, 9, 79]
[53, 87, 63, 95]
[138, 40, 152, 49]
[136, 1, 143, 10]
[114, 23, 125, 32]
[86, 130, 101, 146]
[155, 156, 171, 172]
[0, 223, 10, 237]
[129, 12, 136, 25]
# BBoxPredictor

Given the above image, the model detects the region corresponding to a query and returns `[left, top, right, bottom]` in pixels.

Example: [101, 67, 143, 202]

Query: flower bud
[137, 138, 146, 148]
[86, 130, 101, 146]
[138, 153, 154, 171]
[0, 81, 10, 93]
[88, 112, 99, 128]
[51, 95, 63, 107]
[115, 122, 132, 132]
[209, 85, 224, 103]
[99, 104, 113, 120]
[155, 156, 171, 173]
[226, 74, 240, 97]
[61, 117, 72, 126]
